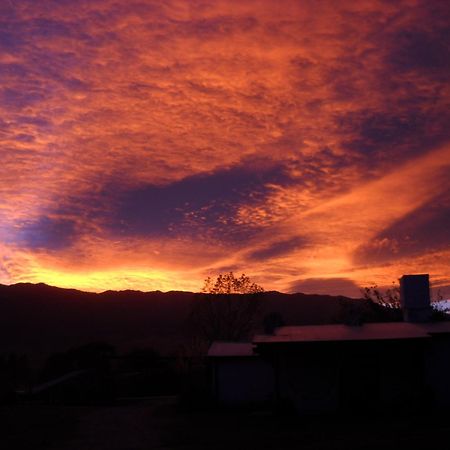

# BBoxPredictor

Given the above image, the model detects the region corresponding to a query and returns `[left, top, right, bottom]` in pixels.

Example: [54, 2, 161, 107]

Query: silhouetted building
[208, 274, 450, 413]
[400, 274, 432, 322]
[208, 342, 274, 406]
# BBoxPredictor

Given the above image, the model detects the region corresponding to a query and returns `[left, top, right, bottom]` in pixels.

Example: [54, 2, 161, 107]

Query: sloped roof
[254, 322, 450, 345]
[208, 342, 255, 357]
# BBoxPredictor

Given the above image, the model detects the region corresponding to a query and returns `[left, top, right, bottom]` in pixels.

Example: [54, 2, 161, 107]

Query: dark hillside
[0, 283, 374, 359]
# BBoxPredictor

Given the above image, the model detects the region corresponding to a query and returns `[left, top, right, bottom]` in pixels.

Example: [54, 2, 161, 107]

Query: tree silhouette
[202, 272, 264, 295]
[188, 272, 264, 345]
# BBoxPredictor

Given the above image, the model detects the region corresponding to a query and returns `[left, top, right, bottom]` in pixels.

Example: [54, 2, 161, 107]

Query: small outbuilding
[208, 342, 274, 406]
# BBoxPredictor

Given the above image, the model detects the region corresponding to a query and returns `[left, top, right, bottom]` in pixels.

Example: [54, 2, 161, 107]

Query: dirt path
[55, 397, 176, 450]
[0, 398, 177, 450]
[4, 400, 450, 450]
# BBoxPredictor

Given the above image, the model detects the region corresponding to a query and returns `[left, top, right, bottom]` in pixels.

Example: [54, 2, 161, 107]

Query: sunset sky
[0, 0, 449, 297]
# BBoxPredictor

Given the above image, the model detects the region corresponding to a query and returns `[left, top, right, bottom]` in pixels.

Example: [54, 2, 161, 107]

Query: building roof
[253, 322, 450, 345]
[208, 342, 255, 357]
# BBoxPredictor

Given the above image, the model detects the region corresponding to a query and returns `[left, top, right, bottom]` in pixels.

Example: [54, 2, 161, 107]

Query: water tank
[400, 274, 431, 323]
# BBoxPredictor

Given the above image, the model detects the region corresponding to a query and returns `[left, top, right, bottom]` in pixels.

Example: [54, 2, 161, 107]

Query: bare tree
[362, 282, 401, 309]
[362, 282, 449, 319]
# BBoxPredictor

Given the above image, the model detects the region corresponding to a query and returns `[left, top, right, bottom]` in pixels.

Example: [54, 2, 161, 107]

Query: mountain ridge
[1, 281, 354, 298]
[0, 282, 367, 360]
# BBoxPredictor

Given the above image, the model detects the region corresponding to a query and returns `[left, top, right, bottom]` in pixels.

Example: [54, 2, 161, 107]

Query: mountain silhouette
[0, 283, 373, 359]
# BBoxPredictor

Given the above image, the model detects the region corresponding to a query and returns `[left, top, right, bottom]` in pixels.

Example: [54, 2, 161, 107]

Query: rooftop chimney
[400, 274, 431, 323]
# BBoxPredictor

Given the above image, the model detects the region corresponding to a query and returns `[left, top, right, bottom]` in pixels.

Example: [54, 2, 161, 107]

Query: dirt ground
[1, 398, 450, 450]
